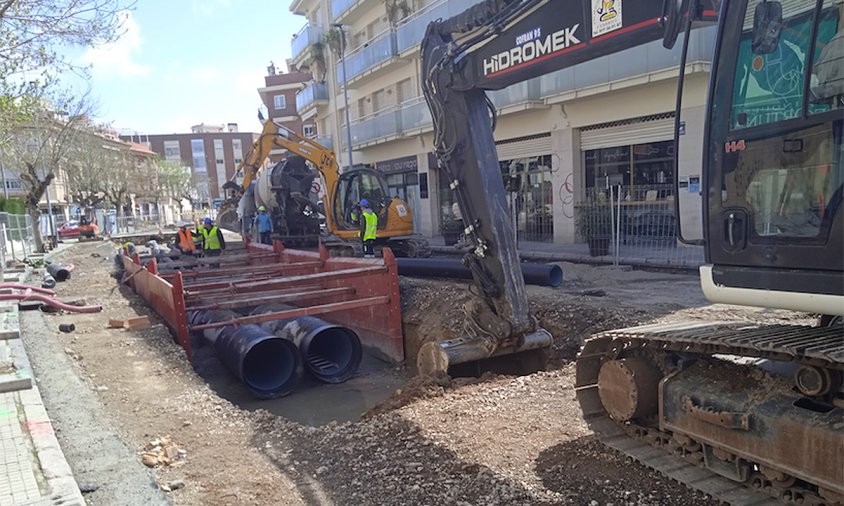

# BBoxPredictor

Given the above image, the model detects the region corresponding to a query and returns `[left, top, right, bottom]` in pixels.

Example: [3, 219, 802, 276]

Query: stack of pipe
[188, 310, 302, 399]
[187, 305, 364, 398]
[252, 304, 363, 384]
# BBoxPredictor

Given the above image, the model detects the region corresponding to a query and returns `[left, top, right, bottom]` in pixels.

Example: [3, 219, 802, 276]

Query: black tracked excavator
[420, 0, 843, 504]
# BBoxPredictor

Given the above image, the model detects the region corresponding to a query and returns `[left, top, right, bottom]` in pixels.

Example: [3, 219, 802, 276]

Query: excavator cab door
[334, 169, 390, 230]
[705, 0, 844, 294]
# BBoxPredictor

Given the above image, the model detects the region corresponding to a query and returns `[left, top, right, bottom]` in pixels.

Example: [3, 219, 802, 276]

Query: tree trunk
[27, 203, 44, 253]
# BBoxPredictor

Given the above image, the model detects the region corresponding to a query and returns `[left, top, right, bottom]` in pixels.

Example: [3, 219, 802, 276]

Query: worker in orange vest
[176, 223, 199, 256]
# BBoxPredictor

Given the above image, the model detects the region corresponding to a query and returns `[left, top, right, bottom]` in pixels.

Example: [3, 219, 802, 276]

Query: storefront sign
[376, 155, 417, 174]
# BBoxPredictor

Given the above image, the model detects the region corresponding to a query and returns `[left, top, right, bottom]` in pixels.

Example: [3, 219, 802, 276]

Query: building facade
[131, 126, 259, 206]
[288, 0, 715, 243]
[258, 68, 322, 162]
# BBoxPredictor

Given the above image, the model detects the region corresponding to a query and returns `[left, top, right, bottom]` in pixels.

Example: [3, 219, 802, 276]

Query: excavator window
[335, 170, 389, 229]
[722, 0, 843, 241]
[723, 118, 842, 239]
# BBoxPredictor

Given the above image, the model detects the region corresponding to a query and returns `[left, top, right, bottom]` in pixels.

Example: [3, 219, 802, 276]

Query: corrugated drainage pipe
[46, 263, 71, 282]
[251, 304, 362, 384]
[188, 310, 302, 398]
[396, 258, 564, 287]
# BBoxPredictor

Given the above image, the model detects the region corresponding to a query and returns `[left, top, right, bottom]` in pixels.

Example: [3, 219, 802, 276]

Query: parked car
[57, 220, 80, 239]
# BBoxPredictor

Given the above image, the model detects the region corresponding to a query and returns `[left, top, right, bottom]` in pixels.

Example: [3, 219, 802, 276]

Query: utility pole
[332, 23, 355, 173]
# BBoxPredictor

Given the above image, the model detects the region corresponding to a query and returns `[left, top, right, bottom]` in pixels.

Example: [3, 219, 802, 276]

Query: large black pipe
[251, 304, 362, 384]
[396, 258, 563, 287]
[188, 310, 302, 398]
[46, 263, 71, 282]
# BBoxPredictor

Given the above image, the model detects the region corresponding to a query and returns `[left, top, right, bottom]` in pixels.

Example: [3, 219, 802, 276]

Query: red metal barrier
[122, 240, 404, 364]
[122, 256, 191, 359]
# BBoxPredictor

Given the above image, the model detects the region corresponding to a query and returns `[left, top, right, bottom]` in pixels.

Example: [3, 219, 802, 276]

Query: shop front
[581, 115, 678, 245]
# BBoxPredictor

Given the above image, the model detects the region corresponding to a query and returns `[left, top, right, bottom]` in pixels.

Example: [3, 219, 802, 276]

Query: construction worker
[359, 199, 377, 258]
[199, 217, 225, 267]
[176, 223, 198, 256]
[253, 205, 273, 245]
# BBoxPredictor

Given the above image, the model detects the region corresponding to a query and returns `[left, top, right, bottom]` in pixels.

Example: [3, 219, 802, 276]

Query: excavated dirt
[24, 241, 812, 505]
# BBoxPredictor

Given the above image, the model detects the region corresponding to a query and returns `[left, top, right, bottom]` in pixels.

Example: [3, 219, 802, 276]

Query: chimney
[227, 123, 238, 133]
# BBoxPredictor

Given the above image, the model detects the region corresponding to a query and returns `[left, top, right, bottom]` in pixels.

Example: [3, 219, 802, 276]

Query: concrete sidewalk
[0, 269, 84, 506]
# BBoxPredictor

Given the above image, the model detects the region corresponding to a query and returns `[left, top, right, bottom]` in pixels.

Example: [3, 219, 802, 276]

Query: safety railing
[576, 185, 704, 268]
[291, 23, 323, 62]
[296, 81, 329, 111]
[0, 213, 35, 263]
[539, 26, 716, 99]
[395, 0, 486, 53]
[337, 30, 397, 84]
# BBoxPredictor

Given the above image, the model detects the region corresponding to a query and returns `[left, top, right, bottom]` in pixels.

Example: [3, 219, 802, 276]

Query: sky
[66, 0, 305, 136]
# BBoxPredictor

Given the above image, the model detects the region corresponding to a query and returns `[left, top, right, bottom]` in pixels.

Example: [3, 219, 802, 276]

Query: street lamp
[331, 23, 355, 173]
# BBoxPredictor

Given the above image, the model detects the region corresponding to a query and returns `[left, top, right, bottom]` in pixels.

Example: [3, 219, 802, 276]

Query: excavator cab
[334, 168, 390, 230]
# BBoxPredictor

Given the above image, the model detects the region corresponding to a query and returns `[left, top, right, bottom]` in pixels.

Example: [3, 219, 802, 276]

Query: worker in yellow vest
[359, 199, 377, 258]
[199, 217, 226, 267]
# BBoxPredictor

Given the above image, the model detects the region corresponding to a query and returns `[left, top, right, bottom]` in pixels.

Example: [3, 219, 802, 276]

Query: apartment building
[289, 0, 715, 242]
[257, 67, 321, 163]
[133, 125, 259, 206]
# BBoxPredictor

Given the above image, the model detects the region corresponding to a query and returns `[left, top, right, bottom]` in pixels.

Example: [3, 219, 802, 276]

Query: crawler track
[576, 321, 844, 506]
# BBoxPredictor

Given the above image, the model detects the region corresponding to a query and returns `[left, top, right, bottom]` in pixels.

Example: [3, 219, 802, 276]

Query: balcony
[397, 97, 432, 134]
[489, 79, 543, 112]
[341, 97, 432, 149]
[313, 136, 333, 150]
[296, 82, 329, 113]
[337, 30, 398, 85]
[345, 108, 400, 147]
[540, 26, 716, 100]
[331, 0, 379, 23]
[396, 0, 486, 54]
[291, 24, 323, 65]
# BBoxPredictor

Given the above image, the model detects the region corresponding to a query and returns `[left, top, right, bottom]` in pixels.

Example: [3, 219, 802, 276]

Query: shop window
[585, 140, 674, 200]
[500, 155, 554, 242]
[584, 140, 678, 244]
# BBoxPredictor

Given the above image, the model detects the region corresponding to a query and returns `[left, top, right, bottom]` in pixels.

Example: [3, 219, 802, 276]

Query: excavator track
[576, 321, 844, 506]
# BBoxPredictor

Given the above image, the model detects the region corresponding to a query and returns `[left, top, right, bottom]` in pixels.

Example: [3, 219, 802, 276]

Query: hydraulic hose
[0, 292, 102, 313]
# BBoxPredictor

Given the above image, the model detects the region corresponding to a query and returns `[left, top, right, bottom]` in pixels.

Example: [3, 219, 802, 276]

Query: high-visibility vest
[177, 229, 196, 251]
[363, 210, 377, 241]
[201, 226, 221, 250]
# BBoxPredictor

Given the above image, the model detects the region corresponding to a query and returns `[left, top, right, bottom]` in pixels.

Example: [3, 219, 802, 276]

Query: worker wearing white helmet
[253, 205, 273, 245]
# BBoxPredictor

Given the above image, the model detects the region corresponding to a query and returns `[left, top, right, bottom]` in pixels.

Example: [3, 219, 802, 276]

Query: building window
[213, 139, 225, 165]
[584, 140, 674, 199]
[4, 180, 21, 190]
[273, 95, 286, 110]
[500, 155, 554, 242]
[232, 139, 243, 164]
[163, 140, 180, 161]
[303, 125, 316, 138]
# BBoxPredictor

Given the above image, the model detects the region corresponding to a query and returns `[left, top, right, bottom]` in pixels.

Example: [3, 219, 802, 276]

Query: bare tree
[0, 0, 132, 141]
[0, 93, 93, 251]
[156, 159, 193, 215]
[63, 131, 113, 209]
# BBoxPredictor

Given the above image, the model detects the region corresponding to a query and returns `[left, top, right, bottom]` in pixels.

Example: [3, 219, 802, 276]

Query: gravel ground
[22, 241, 812, 505]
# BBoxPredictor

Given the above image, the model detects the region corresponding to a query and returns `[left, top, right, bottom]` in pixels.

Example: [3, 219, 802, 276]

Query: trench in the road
[191, 340, 409, 426]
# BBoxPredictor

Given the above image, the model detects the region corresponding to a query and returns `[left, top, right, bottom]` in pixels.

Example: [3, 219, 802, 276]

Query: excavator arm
[227, 119, 341, 232]
[419, 0, 716, 372]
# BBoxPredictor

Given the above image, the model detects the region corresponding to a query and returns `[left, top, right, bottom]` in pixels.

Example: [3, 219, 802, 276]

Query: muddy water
[193, 346, 408, 426]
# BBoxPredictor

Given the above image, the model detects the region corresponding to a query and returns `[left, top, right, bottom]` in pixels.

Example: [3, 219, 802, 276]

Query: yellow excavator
[217, 118, 431, 257]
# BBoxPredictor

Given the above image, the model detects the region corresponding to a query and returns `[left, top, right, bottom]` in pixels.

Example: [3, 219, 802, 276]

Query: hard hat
[204, 217, 213, 225]
[359, 199, 369, 207]
[258, 205, 266, 211]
